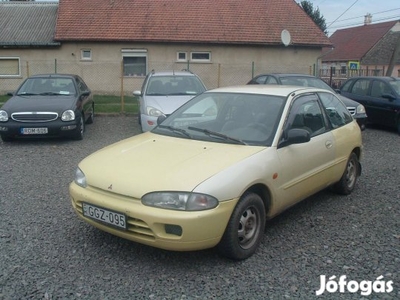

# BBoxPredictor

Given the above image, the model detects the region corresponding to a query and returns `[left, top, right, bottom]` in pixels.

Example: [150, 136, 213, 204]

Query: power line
[326, 0, 359, 28]
[326, 8, 400, 24]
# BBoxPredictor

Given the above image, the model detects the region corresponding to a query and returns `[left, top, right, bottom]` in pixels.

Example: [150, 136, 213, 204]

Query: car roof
[346, 76, 400, 81]
[207, 84, 328, 96]
[150, 70, 196, 77]
[255, 73, 316, 79]
[29, 74, 77, 79]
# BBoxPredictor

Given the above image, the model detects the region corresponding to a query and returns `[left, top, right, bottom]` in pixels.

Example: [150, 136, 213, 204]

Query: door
[275, 94, 336, 211]
[367, 79, 397, 127]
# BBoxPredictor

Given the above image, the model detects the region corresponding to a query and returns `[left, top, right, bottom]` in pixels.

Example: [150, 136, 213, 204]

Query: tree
[299, 1, 328, 35]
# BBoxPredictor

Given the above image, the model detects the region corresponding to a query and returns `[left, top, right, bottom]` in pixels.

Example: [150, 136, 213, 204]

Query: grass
[0, 94, 139, 114]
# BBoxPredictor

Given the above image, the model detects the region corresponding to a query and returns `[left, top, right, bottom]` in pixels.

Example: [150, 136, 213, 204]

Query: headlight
[61, 110, 75, 121]
[74, 167, 87, 188]
[356, 104, 366, 114]
[146, 106, 164, 117]
[0, 110, 8, 122]
[142, 192, 218, 211]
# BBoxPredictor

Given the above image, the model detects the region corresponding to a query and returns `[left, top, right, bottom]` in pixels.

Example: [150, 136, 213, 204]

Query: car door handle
[325, 140, 333, 149]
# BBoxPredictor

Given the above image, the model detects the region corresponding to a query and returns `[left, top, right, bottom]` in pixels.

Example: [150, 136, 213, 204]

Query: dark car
[247, 73, 367, 130]
[0, 74, 94, 142]
[339, 76, 400, 134]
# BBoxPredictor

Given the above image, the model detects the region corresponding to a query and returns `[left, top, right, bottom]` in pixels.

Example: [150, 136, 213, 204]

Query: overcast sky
[296, 0, 400, 36]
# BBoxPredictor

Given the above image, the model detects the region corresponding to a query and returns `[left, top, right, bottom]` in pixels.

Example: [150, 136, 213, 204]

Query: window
[288, 95, 326, 137]
[177, 52, 187, 62]
[81, 49, 92, 60]
[340, 66, 347, 75]
[351, 79, 369, 96]
[0, 57, 20, 77]
[122, 49, 147, 77]
[319, 92, 352, 129]
[190, 52, 211, 62]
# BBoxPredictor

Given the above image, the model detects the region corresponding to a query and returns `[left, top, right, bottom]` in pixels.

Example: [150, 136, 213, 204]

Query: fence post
[26, 61, 29, 77]
[252, 61, 255, 78]
[120, 60, 124, 113]
[55, 59, 57, 74]
[217, 64, 221, 87]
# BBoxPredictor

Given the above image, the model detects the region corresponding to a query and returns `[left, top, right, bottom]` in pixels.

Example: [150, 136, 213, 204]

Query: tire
[73, 115, 85, 140]
[332, 152, 360, 195]
[86, 104, 94, 124]
[1, 135, 13, 142]
[217, 192, 266, 260]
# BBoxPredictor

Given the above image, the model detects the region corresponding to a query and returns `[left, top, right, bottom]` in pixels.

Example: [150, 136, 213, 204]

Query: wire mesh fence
[1, 59, 317, 112]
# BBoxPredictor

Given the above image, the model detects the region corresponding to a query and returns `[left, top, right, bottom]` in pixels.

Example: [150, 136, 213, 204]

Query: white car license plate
[20, 128, 48, 135]
[82, 203, 126, 229]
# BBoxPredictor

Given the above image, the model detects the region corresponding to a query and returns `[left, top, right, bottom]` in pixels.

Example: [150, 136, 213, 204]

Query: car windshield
[146, 76, 205, 96]
[153, 92, 286, 146]
[17, 78, 76, 96]
[281, 76, 334, 92]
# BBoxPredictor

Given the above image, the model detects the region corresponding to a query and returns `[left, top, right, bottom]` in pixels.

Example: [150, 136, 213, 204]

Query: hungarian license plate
[82, 203, 126, 229]
[20, 127, 48, 135]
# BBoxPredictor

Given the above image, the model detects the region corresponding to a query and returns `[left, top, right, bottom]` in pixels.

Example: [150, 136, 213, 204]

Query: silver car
[133, 70, 207, 132]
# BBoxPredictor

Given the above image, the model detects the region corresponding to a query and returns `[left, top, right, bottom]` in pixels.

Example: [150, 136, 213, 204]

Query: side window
[77, 78, 89, 94]
[266, 76, 278, 84]
[319, 92, 352, 129]
[341, 79, 353, 92]
[350, 79, 369, 96]
[255, 76, 267, 84]
[287, 94, 326, 137]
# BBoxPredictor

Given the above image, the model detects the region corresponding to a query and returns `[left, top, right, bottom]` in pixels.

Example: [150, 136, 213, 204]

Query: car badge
[108, 184, 113, 190]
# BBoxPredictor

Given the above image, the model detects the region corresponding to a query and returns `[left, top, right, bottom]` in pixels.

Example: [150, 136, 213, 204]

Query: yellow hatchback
[69, 85, 362, 260]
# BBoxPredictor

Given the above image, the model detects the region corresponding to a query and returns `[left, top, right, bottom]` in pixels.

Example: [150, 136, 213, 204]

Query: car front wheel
[217, 192, 266, 260]
[332, 152, 360, 195]
[73, 115, 85, 140]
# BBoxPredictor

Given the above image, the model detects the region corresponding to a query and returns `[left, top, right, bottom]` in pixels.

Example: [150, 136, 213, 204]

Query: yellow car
[70, 85, 362, 260]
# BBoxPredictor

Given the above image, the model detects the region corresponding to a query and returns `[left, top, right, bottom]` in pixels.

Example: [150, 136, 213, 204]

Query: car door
[367, 79, 397, 127]
[275, 93, 336, 211]
[76, 77, 93, 119]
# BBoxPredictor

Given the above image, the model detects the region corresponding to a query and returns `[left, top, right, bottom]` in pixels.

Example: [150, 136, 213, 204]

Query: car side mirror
[278, 128, 311, 148]
[133, 90, 142, 96]
[7, 92, 14, 96]
[335, 89, 341, 94]
[157, 115, 167, 125]
[81, 91, 90, 96]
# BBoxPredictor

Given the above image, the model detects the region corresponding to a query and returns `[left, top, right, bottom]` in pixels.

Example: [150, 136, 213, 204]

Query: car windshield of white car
[17, 78, 76, 96]
[154, 92, 285, 146]
[146, 76, 205, 96]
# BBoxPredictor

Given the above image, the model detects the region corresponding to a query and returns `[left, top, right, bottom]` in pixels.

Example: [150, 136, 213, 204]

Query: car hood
[2, 95, 76, 113]
[338, 94, 358, 107]
[79, 132, 265, 198]
[144, 95, 195, 114]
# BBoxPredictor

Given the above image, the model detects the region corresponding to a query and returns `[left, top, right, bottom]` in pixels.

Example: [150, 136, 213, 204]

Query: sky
[296, 0, 400, 36]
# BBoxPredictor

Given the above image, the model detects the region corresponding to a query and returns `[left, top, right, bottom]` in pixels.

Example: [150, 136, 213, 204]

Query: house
[1, 0, 331, 94]
[321, 16, 400, 86]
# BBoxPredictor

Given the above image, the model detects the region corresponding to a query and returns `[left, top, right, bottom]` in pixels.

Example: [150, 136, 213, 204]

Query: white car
[133, 70, 207, 132]
[70, 85, 362, 260]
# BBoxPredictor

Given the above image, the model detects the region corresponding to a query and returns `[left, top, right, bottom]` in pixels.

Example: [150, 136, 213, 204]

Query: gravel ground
[0, 115, 399, 300]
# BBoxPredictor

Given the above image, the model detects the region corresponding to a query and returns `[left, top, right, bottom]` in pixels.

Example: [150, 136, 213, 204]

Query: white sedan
[70, 85, 362, 260]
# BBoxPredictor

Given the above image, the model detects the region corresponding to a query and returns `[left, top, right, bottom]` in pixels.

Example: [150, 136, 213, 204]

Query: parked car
[247, 73, 367, 130]
[0, 74, 94, 142]
[338, 76, 400, 134]
[133, 70, 207, 132]
[70, 85, 362, 260]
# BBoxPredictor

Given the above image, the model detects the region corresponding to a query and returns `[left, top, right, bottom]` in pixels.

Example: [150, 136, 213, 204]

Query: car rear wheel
[332, 152, 360, 195]
[217, 192, 266, 260]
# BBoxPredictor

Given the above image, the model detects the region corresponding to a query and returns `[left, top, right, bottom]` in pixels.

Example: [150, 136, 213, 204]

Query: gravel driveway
[1, 116, 399, 300]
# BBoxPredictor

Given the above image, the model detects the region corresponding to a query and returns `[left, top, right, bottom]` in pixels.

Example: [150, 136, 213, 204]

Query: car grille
[75, 201, 155, 240]
[346, 107, 356, 116]
[11, 112, 59, 122]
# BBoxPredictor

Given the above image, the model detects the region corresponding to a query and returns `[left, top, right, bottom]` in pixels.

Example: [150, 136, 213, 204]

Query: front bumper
[0, 119, 80, 139]
[69, 182, 237, 251]
[354, 114, 367, 131]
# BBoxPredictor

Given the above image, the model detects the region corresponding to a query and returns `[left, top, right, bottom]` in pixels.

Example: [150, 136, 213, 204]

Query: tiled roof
[0, 2, 60, 47]
[55, 0, 331, 47]
[322, 20, 399, 62]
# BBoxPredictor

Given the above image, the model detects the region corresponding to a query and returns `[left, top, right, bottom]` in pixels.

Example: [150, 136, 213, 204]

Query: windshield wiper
[188, 126, 247, 145]
[17, 92, 38, 96]
[39, 92, 62, 95]
[158, 125, 192, 138]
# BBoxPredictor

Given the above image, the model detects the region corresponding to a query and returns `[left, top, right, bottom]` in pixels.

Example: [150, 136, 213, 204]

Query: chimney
[364, 13, 372, 25]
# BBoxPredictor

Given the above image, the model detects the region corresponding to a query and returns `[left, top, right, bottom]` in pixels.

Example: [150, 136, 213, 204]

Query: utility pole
[386, 34, 400, 76]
